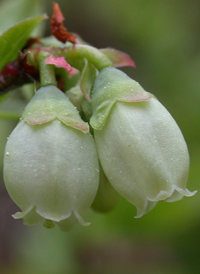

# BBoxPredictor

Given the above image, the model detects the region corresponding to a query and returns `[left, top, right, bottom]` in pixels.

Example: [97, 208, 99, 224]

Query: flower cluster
[3, 64, 196, 231]
[1, 2, 196, 231]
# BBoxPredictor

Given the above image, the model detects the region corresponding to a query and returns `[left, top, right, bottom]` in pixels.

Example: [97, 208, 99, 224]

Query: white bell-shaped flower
[4, 85, 99, 230]
[90, 67, 196, 217]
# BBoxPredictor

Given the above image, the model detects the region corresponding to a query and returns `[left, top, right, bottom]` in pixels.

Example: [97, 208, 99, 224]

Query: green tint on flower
[90, 67, 196, 217]
[91, 164, 120, 213]
[4, 85, 99, 231]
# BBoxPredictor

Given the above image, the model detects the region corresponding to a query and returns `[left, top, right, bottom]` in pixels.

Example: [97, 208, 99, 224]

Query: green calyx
[22, 85, 89, 133]
[90, 67, 152, 130]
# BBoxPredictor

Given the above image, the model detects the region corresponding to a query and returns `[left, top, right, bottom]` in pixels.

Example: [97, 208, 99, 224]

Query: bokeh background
[0, 0, 200, 273]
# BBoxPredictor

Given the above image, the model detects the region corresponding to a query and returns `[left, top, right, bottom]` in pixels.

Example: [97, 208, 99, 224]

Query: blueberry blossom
[90, 67, 196, 218]
[3, 85, 99, 231]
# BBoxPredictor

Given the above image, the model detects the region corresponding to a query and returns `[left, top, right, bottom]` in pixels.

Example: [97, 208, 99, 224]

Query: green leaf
[80, 60, 97, 101]
[0, 0, 45, 35]
[0, 14, 47, 72]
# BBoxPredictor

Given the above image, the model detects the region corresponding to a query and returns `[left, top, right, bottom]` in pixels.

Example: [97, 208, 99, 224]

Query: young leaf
[0, 15, 47, 72]
[100, 48, 135, 68]
[80, 60, 97, 102]
[45, 55, 77, 74]
[51, 3, 76, 44]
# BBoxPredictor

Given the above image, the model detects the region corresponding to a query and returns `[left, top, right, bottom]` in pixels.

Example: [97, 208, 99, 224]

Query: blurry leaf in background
[0, 87, 33, 120]
[0, 0, 45, 35]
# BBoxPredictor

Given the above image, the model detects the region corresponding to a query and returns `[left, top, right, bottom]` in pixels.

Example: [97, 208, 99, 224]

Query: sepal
[100, 48, 135, 68]
[22, 85, 89, 133]
[90, 67, 152, 130]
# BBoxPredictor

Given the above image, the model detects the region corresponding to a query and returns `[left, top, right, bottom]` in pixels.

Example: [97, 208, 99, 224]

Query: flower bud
[91, 164, 120, 213]
[4, 85, 99, 230]
[90, 67, 196, 218]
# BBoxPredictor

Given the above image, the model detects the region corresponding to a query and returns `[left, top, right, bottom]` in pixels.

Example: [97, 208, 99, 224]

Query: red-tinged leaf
[52, 2, 65, 22]
[45, 55, 77, 74]
[51, 3, 76, 44]
[100, 48, 136, 68]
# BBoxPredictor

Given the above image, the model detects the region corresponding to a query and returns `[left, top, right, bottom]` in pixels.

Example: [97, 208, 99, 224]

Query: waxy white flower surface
[91, 67, 196, 217]
[4, 86, 99, 230]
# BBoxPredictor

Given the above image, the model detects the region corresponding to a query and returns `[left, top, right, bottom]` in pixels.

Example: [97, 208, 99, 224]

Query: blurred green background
[0, 0, 200, 273]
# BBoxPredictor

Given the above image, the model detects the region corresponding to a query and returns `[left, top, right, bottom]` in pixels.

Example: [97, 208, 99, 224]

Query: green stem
[45, 44, 113, 71]
[37, 51, 57, 87]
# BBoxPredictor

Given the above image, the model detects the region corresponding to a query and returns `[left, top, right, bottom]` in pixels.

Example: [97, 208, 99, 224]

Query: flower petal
[93, 99, 193, 217]
[4, 119, 99, 224]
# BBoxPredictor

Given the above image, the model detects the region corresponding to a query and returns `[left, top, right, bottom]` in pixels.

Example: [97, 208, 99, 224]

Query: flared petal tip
[12, 206, 91, 230]
[74, 211, 91, 226]
[134, 200, 157, 218]
[133, 187, 197, 217]
[147, 189, 174, 202]
[12, 206, 33, 219]
[12, 206, 43, 226]
[175, 186, 197, 197]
